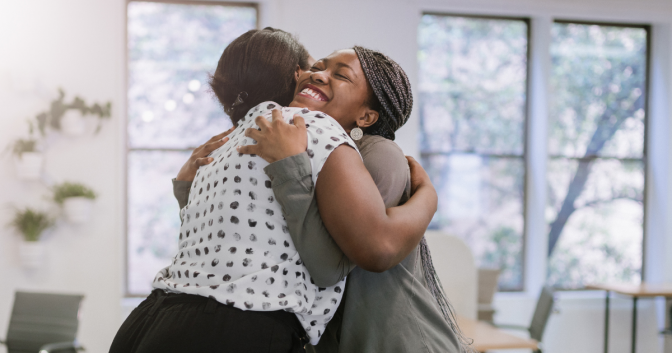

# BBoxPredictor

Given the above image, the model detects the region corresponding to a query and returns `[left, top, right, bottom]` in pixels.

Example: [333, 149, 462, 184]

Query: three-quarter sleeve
[264, 152, 355, 288]
[172, 178, 192, 215]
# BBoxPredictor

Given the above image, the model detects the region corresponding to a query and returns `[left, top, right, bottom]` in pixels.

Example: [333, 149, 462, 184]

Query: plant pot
[14, 152, 43, 180]
[18, 241, 45, 269]
[61, 110, 87, 136]
[63, 197, 94, 224]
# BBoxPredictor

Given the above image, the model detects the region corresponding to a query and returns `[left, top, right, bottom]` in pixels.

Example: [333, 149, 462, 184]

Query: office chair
[0, 291, 85, 353]
[495, 285, 556, 353]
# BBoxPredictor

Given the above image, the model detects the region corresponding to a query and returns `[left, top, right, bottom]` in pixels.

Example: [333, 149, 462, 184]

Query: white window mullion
[524, 15, 552, 296]
[646, 24, 671, 284]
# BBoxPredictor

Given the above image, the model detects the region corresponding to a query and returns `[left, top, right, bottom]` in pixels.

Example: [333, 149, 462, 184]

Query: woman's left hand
[237, 109, 307, 163]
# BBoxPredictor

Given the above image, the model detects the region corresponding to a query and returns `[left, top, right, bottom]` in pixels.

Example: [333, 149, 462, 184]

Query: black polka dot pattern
[152, 101, 357, 345]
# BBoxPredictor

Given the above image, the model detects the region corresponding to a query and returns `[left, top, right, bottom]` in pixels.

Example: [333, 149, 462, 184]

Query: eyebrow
[320, 58, 359, 79]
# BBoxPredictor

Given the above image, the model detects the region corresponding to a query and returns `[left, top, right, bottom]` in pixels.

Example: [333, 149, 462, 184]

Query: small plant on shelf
[52, 182, 97, 205]
[10, 138, 39, 159]
[53, 182, 97, 224]
[8, 207, 54, 242]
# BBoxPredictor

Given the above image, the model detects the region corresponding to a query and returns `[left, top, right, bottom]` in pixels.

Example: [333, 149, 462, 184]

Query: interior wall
[0, 0, 670, 352]
[0, 0, 126, 352]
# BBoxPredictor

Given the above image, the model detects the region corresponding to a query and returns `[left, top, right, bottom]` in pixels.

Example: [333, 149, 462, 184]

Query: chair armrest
[39, 341, 85, 352]
[494, 324, 530, 332]
[661, 329, 672, 336]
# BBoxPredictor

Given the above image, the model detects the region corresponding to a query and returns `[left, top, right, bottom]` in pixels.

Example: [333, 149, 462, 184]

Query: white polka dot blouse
[153, 102, 359, 344]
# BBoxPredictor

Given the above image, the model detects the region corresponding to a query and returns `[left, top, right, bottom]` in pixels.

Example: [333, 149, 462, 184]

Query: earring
[350, 127, 363, 141]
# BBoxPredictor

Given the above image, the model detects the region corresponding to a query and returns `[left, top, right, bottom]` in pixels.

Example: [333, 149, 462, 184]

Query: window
[126, 1, 256, 295]
[546, 22, 648, 288]
[418, 15, 529, 291]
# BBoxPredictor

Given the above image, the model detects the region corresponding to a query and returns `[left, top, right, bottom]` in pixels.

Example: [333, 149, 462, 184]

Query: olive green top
[172, 134, 461, 353]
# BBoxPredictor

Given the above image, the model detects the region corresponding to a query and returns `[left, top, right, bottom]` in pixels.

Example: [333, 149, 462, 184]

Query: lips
[298, 84, 329, 102]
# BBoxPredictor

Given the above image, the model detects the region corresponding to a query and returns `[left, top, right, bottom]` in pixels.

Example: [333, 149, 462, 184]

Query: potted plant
[8, 208, 54, 269]
[10, 138, 43, 180]
[53, 182, 97, 224]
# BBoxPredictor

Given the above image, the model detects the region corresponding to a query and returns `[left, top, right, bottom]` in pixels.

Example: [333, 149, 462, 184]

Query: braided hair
[353, 46, 413, 141]
[354, 46, 474, 352]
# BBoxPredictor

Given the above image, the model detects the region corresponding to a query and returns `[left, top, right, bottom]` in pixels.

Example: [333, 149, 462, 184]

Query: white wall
[0, 0, 671, 352]
[0, 1, 126, 352]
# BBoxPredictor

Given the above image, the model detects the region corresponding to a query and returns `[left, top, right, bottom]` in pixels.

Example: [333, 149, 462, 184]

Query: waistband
[148, 289, 308, 341]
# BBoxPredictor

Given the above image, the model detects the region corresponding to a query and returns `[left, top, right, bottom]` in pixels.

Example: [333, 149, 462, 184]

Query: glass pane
[418, 15, 528, 155]
[547, 158, 644, 288]
[549, 23, 647, 158]
[127, 150, 190, 295]
[127, 2, 256, 149]
[424, 154, 525, 290]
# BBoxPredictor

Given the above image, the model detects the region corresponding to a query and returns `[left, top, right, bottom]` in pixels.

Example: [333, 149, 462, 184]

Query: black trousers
[110, 289, 307, 353]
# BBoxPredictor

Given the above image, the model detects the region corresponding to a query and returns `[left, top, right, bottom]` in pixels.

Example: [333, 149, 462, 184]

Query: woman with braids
[111, 28, 468, 352]
[236, 47, 472, 353]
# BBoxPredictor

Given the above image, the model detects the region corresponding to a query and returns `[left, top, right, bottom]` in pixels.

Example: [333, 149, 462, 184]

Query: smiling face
[289, 49, 379, 133]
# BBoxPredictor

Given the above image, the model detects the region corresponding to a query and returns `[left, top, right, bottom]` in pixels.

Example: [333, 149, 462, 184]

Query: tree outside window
[547, 23, 647, 288]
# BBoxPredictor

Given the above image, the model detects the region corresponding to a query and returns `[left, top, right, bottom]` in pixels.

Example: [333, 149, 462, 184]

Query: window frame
[418, 12, 532, 292]
[417, 14, 652, 292]
[547, 20, 651, 287]
[124, 0, 259, 297]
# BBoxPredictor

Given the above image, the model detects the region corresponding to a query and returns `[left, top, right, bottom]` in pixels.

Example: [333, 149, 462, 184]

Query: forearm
[376, 182, 437, 268]
[265, 153, 354, 287]
[317, 146, 437, 273]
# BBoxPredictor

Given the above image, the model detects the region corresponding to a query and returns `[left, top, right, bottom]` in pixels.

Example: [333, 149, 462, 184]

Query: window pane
[419, 15, 528, 290]
[547, 23, 647, 288]
[127, 150, 190, 295]
[127, 2, 256, 149]
[549, 24, 647, 159]
[547, 159, 643, 288]
[423, 154, 525, 290]
[418, 15, 528, 155]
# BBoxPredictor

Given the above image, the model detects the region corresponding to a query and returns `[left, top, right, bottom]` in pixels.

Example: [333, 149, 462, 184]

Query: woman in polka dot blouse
[111, 29, 449, 353]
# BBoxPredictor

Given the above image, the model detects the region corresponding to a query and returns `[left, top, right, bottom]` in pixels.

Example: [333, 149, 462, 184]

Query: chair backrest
[424, 231, 478, 319]
[477, 268, 501, 305]
[6, 291, 83, 353]
[528, 285, 555, 342]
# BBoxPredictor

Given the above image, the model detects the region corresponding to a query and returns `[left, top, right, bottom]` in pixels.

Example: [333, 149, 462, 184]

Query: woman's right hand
[406, 156, 433, 195]
[176, 127, 235, 181]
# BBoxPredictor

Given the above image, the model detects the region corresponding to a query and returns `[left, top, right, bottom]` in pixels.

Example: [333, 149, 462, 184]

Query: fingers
[195, 157, 214, 166]
[202, 137, 229, 154]
[292, 115, 306, 131]
[244, 127, 263, 141]
[237, 144, 260, 155]
[271, 109, 283, 123]
[212, 126, 235, 141]
[255, 115, 271, 131]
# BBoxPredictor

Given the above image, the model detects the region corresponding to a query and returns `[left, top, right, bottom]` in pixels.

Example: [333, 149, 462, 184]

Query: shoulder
[357, 135, 410, 207]
[239, 101, 282, 125]
[358, 135, 408, 174]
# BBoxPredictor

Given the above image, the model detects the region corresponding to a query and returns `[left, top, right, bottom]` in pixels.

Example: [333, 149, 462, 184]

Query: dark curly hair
[209, 27, 310, 125]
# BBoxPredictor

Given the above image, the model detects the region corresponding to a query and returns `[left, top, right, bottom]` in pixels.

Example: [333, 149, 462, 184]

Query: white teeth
[302, 87, 324, 100]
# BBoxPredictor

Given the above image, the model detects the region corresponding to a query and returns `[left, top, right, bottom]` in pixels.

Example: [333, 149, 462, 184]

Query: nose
[310, 70, 328, 85]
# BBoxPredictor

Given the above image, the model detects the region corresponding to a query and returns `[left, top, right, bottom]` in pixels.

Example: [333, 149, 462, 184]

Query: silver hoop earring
[350, 127, 363, 141]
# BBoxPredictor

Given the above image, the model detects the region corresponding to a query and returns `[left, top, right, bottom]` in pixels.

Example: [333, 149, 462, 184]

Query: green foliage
[8, 208, 53, 242]
[10, 139, 38, 158]
[36, 88, 112, 135]
[52, 182, 97, 205]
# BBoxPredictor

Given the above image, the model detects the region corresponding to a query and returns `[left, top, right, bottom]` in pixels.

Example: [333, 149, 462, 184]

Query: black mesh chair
[495, 285, 556, 353]
[0, 291, 85, 353]
[661, 303, 672, 337]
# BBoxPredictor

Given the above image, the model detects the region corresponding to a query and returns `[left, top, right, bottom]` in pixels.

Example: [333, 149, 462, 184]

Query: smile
[298, 85, 329, 102]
